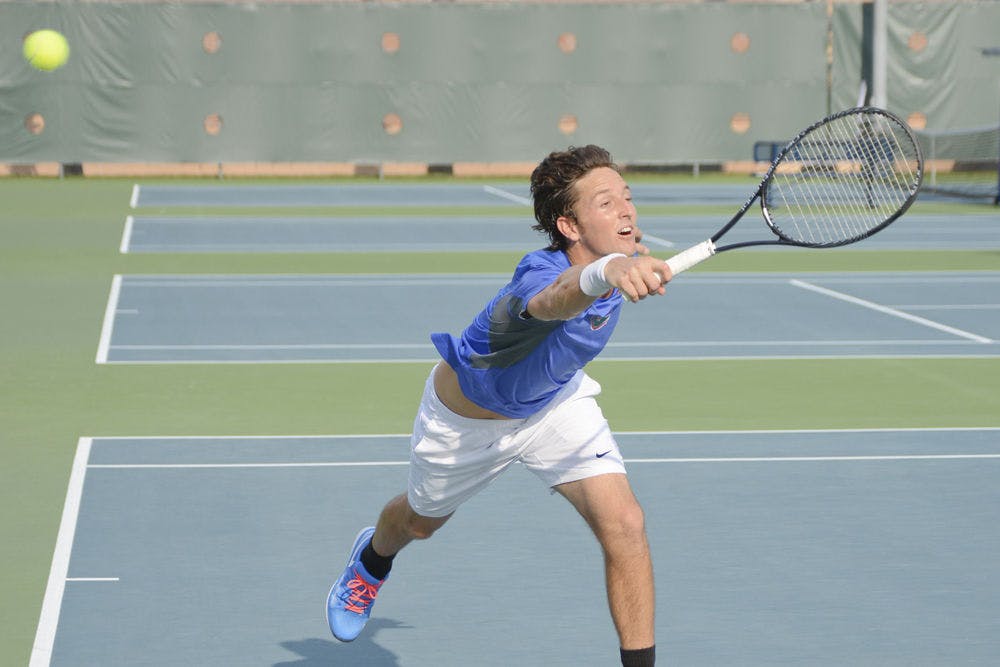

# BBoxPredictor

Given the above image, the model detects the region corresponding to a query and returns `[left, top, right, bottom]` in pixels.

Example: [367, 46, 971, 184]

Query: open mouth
[617, 226, 634, 237]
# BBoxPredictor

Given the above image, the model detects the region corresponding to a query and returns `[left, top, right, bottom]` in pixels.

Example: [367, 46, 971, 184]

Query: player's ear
[556, 215, 580, 243]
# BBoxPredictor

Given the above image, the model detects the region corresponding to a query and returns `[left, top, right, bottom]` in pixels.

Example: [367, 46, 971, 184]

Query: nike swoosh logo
[596, 450, 612, 458]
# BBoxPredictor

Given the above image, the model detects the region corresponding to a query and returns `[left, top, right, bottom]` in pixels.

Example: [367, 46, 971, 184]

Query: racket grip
[666, 240, 716, 276]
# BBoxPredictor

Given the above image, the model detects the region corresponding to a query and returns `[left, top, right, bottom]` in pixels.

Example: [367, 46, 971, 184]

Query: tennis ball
[23, 29, 70, 72]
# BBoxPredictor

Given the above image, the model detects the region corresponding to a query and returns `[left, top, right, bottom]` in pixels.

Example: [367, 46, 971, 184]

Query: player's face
[561, 167, 639, 263]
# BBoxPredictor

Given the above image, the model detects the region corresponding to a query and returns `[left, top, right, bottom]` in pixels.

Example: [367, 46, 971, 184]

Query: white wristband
[579, 253, 627, 297]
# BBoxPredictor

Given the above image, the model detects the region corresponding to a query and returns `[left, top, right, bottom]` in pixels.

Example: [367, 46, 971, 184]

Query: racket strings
[766, 111, 920, 246]
[791, 121, 872, 241]
[785, 123, 896, 242]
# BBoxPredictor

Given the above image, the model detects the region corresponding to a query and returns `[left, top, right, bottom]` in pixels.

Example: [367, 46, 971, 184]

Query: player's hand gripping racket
[665, 107, 924, 276]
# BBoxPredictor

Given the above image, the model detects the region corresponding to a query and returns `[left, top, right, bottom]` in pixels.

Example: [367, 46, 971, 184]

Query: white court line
[110, 343, 434, 350]
[87, 454, 1000, 469]
[129, 216, 532, 226]
[790, 279, 993, 344]
[618, 426, 1000, 436]
[89, 461, 410, 469]
[84, 427, 1000, 440]
[482, 185, 531, 206]
[119, 216, 133, 254]
[627, 454, 1000, 463]
[791, 275, 1000, 284]
[89, 433, 414, 440]
[30, 438, 92, 667]
[640, 233, 675, 248]
[604, 353, 1000, 361]
[129, 184, 140, 209]
[117, 272, 999, 287]
[97, 353, 1000, 365]
[606, 339, 975, 348]
[105, 339, 985, 352]
[95, 275, 123, 364]
[892, 304, 1000, 311]
[125, 276, 507, 288]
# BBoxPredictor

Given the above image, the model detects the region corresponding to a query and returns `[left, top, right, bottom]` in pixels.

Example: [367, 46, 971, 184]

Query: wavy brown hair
[530, 145, 619, 251]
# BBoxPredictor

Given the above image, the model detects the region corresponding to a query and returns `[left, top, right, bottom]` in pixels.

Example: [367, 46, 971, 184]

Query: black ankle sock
[359, 540, 394, 580]
[620, 645, 655, 667]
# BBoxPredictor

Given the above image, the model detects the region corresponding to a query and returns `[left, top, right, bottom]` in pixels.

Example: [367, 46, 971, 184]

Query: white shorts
[406, 365, 626, 518]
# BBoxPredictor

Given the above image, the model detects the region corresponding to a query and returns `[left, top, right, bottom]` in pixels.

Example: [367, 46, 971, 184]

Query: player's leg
[329, 364, 521, 642]
[555, 472, 656, 656]
[517, 372, 656, 664]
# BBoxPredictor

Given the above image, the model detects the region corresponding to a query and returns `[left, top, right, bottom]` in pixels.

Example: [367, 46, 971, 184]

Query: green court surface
[2, 177, 999, 664]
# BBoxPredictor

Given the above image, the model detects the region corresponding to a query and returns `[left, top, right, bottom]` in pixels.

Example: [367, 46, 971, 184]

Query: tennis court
[36, 429, 1000, 666]
[97, 272, 998, 363]
[10, 178, 1000, 667]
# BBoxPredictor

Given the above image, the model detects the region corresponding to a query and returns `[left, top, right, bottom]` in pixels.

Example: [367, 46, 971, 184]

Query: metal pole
[871, 0, 888, 109]
[995, 80, 999, 204]
[979, 47, 1000, 204]
[826, 0, 834, 116]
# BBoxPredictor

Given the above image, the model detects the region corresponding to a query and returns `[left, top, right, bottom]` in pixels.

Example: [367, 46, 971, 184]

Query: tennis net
[914, 124, 1000, 204]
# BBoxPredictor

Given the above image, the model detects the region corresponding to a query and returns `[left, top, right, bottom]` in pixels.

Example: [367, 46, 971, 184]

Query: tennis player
[328, 145, 670, 667]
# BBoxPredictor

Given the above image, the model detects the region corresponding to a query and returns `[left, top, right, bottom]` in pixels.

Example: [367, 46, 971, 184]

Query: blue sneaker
[327, 527, 386, 642]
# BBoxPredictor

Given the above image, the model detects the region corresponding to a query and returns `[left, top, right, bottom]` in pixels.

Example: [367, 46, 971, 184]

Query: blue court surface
[97, 272, 999, 364]
[129, 182, 761, 209]
[121, 213, 1000, 254]
[132, 182, 534, 208]
[129, 182, 983, 210]
[35, 429, 1000, 666]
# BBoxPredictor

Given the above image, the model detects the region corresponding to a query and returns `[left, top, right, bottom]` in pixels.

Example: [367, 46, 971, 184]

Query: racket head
[760, 107, 923, 248]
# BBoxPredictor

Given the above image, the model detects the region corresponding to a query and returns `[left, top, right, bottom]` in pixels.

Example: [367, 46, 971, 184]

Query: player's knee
[617, 502, 647, 542]
[598, 501, 647, 552]
[405, 522, 436, 541]
[404, 512, 449, 541]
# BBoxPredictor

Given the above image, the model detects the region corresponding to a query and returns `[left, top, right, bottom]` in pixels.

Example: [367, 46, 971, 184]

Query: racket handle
[665, 240, 716, 276]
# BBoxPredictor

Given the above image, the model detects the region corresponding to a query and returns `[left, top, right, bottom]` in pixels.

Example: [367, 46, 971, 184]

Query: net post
[930, 135, 937, 188]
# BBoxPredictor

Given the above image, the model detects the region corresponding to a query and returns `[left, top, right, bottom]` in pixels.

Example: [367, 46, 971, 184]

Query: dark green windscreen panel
[3, 2, 993, 164]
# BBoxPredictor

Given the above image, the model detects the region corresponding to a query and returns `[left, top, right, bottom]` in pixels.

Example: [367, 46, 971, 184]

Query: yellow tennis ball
[23, 29, 70, 72]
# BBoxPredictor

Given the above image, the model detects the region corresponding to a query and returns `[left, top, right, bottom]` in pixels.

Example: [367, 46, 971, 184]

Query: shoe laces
[343, 568, 381, 614]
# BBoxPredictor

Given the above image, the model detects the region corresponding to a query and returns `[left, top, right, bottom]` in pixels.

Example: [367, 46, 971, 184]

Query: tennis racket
[664, 106, 924, 277]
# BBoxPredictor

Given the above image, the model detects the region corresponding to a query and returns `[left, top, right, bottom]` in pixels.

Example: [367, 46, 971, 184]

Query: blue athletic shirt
[431, 248, 622, 418]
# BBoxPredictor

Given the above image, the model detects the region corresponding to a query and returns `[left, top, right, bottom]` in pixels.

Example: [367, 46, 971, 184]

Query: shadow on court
[274, 618, 409, 666]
